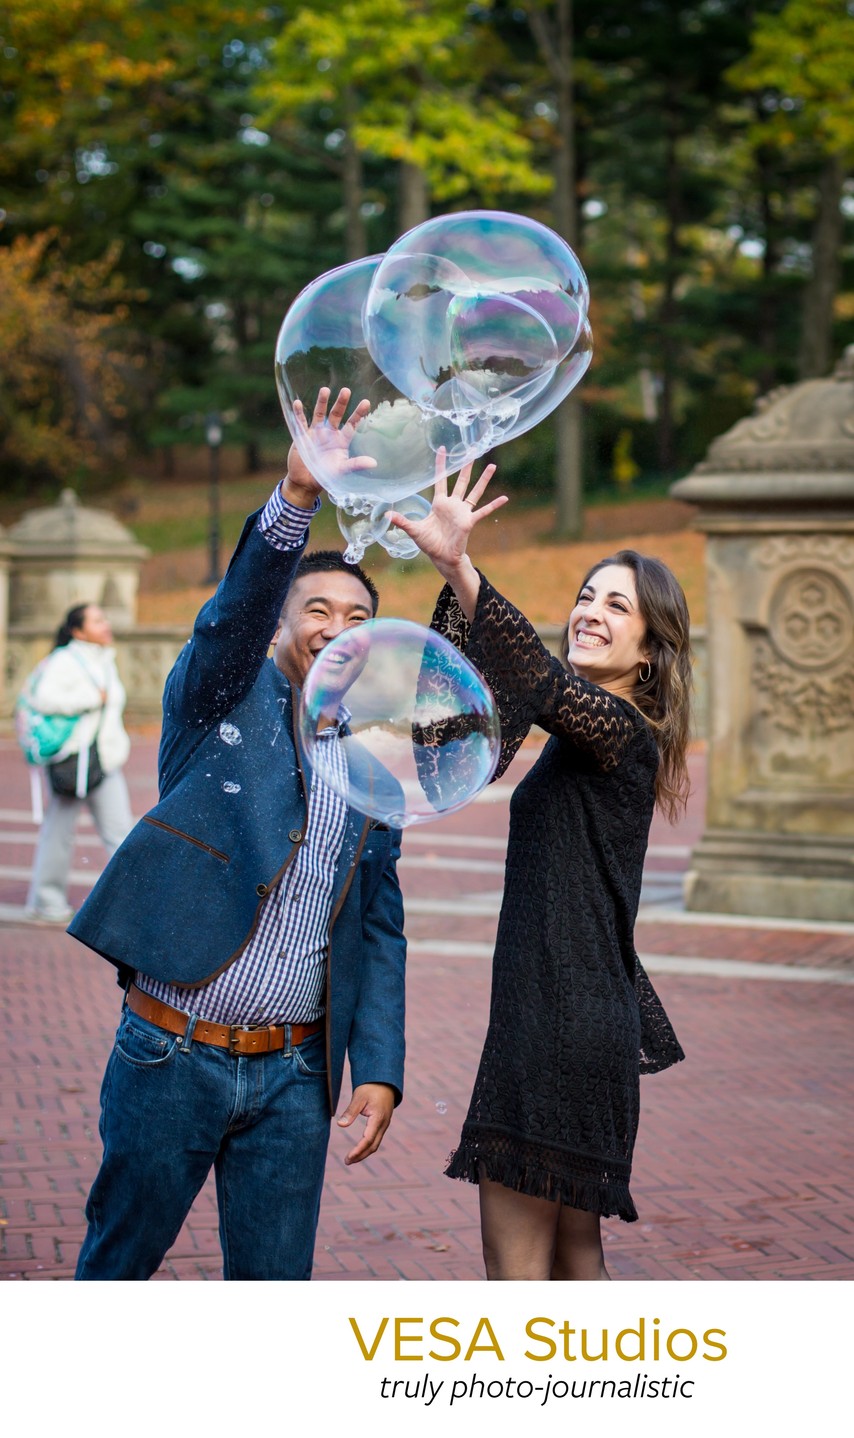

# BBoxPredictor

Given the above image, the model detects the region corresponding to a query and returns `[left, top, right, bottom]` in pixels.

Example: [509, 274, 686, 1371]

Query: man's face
[273, 570, 375, 689]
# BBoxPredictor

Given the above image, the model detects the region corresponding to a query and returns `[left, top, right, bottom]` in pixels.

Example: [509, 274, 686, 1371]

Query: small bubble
[435, 1101, 448, 1114]
[219, 721, 242, 746]
[222, 781, 241, 794]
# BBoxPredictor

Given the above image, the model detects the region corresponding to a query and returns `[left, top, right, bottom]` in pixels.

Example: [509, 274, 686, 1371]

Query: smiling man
[69, 389, 406, 1281]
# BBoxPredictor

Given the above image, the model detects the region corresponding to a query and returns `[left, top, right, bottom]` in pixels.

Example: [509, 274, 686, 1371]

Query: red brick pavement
[0, 735, 852, 1281]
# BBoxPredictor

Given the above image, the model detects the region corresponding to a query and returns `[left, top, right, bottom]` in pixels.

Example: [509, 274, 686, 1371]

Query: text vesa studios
[349, 1314, 728, 1364]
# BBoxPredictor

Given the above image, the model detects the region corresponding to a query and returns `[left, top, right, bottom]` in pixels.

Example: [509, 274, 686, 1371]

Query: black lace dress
[431, 575, 684, 1222]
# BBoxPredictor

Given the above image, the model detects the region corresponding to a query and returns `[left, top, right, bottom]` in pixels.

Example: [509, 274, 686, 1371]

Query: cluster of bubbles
[298, 619, 501, 828]
[275, 209, 592, 564]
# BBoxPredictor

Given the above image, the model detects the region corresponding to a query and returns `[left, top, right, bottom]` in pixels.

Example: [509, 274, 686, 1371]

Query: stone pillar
[3, 489, 150, 719]
[671, 348, 854, 922]
[7, 488, 149, 629]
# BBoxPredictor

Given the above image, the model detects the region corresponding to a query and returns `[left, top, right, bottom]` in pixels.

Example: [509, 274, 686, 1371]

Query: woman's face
[74, 605, 113, 646]
[566, 563, 650, 697]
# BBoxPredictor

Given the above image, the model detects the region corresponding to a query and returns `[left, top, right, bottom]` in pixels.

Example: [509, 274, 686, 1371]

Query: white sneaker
[24, 907, 74, 925]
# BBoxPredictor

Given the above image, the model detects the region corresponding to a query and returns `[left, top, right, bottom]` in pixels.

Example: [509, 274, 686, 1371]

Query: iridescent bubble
[500, 320, 594, 446]
[360, 251, 473, 412]
[387, 211, 588, 314]
[219, 722, 242, 746]
[275, 211, 592, 554]
[375, 493, 431, 560]
[364, 210, 589, 415]
[435, 1101, 448, 1114]
[336, 504, 391, 565]
[274, 257, 483, 506]
[298, 619, 500, 827]
[447, 291, 560, 401]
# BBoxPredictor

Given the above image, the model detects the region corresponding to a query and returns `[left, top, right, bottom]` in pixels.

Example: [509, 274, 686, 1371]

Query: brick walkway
[1, 734, 852, 1281]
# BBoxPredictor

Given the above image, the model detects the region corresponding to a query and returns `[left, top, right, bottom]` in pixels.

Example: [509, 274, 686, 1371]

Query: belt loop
[182, 1011, 198, 1049]
[282, 1023, 293, 1057]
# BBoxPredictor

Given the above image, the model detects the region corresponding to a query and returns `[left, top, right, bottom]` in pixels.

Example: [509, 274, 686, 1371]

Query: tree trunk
[656, 115, 680, 475]
[342, 88, 367, 261]
[245, 438, 261, 473]
[798, 153, 846, 379]
[527, 0, 584, 538]
[755, 139, 781, 395]
[555, 400, 583, 535]
[398, 160, 429, 236]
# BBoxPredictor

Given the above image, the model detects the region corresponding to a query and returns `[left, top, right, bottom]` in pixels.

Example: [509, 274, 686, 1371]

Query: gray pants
[27, 769, 133, 919]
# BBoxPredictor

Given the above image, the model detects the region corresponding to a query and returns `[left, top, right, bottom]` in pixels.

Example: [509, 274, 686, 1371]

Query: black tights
[479, 1173, 610, 1281]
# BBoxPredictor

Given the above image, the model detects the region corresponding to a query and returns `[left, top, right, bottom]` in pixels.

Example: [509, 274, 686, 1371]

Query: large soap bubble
[275, 257, 485, 508]
[298, 619, 500, 827]
[275, 257, 433, 507]
[274, 211, 592, 556]
[363, 211, 589, 421]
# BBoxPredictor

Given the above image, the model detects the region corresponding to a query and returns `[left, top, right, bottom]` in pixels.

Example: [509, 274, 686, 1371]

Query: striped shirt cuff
[258, 484, 321, 551]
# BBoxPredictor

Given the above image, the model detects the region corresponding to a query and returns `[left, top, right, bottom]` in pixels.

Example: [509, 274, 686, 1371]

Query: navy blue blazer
[68, 510, 406, 1110]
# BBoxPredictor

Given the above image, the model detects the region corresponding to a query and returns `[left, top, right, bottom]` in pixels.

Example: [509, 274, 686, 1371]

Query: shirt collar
[317, 702, 351, 739]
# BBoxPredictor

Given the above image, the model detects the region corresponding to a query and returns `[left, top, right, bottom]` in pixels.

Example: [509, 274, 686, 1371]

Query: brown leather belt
[127, 983, 324, 1056]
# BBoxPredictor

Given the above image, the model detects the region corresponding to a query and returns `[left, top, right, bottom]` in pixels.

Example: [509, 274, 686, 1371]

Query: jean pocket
[115, 1013, 180, 1069]
[292, 1031, 327, 1078]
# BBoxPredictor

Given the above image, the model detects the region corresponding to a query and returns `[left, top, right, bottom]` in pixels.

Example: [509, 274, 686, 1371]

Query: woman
[25, 603, 133, 923]
[389, 459, 691, 1281]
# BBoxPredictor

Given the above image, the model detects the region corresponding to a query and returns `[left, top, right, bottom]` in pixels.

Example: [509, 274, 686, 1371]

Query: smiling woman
[562, 549, 692, 824]
[569, 565, 649, 678]
[388, 463, 693, 1282]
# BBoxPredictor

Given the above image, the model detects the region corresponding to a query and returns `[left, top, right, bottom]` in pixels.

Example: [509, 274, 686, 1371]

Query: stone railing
[3, 626, 190, 724]
[3, 623, 709, 737]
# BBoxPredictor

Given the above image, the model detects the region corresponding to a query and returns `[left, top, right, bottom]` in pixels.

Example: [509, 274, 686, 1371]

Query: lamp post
[205, 412, 223, 584]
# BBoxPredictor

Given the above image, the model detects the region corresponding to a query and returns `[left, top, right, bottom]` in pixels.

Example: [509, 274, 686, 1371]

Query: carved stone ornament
[756, 536, 854, 569]
[690, 347, 854, 475]
[767, 568, 854, 670]
[754, 638, 854, 742]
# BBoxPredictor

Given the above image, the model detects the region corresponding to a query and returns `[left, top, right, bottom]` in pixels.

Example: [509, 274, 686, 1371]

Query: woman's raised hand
[386, 450, 508, 579]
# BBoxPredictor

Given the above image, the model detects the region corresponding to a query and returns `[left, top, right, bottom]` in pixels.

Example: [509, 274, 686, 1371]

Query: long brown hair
[561, 549, 693, 822]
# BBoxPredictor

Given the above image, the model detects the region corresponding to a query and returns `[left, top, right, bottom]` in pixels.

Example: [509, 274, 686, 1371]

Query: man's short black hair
[287, 549, 380, 616]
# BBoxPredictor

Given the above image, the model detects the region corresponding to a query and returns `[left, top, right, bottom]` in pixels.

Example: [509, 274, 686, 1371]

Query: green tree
[256, 0, 550, 254]
[728, 0, 854, 378]
[0, 230, 133, 486]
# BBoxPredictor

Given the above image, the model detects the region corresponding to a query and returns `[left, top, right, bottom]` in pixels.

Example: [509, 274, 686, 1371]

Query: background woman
[390, 460, 692, 1281]
[25, 604, 133, 923]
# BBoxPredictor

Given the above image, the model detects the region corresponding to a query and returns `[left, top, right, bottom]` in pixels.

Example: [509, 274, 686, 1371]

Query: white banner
[3, 1279, 846, 1436]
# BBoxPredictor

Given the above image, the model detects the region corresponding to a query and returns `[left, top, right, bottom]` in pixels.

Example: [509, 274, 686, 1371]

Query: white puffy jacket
[28, 639, 131, 775]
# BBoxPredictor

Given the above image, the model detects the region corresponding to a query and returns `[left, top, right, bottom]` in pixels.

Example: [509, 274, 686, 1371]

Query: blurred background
[1, 0, 853, 621]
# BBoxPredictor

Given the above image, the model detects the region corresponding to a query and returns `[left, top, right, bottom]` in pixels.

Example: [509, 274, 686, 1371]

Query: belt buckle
[228, 1022, 270, 1054]
[228, 1024, 250, 1054]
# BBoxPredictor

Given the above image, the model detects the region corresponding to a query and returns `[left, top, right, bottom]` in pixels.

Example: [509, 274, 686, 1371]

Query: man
[70, 389, 406, 1280]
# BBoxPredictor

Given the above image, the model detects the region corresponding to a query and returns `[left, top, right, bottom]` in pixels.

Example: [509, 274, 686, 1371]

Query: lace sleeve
[430, 574, 642, 778]
[430, 579, 529, 778]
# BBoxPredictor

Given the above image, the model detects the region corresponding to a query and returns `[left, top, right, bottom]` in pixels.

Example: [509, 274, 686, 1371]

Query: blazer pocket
[142, 816, 230, 863]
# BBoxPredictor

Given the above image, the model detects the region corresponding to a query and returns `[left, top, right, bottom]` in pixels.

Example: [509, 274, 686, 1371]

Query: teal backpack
[15, 658, 80, 766]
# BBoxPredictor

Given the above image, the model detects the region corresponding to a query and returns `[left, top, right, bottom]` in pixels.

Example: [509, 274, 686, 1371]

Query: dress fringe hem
[444, 1143, 638, 1224]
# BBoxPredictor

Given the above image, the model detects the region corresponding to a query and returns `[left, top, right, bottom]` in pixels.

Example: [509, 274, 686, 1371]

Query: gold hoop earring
[638, 661, 652, 683]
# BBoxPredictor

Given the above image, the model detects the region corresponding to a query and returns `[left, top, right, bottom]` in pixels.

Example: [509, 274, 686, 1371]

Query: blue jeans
[76, 1006, 331, 1280]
